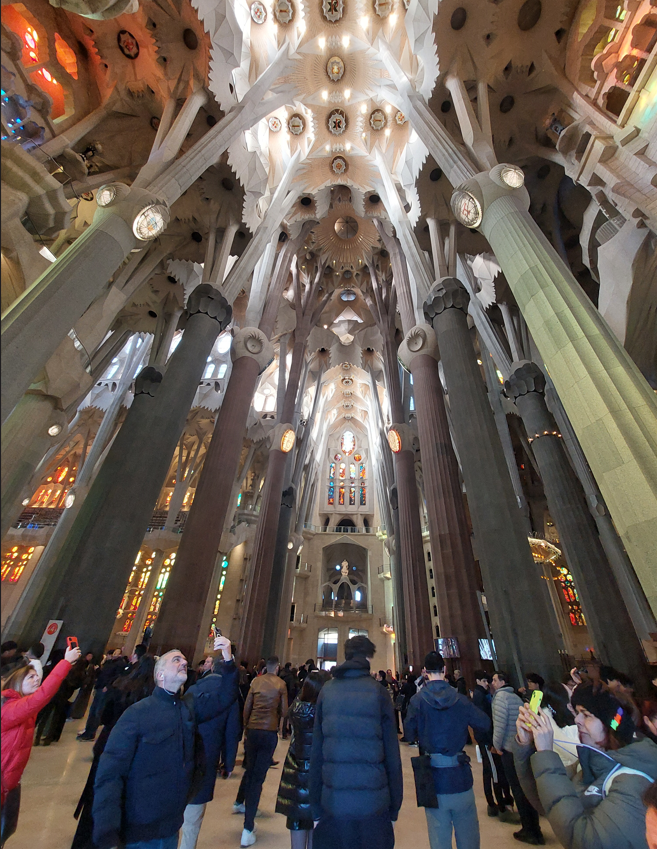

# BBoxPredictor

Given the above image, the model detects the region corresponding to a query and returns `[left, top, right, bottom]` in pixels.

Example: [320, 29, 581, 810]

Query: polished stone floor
[12, 718, 559, 848]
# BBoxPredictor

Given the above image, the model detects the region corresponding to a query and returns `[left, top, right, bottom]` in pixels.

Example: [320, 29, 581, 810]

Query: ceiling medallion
[395, 111, 407, 125]
[250, 1, 267, 24]
[326, 56, 345, 82]
[117, 30, 140, 59]
[341, 376, 354, 386]
[322, 0, 344, 23]
[274, 0, 295, 24]
[451, 189, 483, 228]
[374, 0, 393, 18]
[369, 109, 387, 131]
[288, 113, 305, 135]
[268, 116, 282, 132]
[327, 109, 348, 135]
[332, 156, 348, 175]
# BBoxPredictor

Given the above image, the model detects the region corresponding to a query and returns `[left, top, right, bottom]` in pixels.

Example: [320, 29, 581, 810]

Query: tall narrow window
[338, 486, 345, 506]
[349, 486, 356, 505]
[349, 463, 356, 481]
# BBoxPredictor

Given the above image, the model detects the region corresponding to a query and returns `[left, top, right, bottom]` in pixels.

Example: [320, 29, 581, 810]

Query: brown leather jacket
[244, 673, 288, 731]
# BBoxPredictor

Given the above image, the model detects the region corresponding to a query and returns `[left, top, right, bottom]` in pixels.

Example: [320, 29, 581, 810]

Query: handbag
[410, 755, 439, 808]
[1, 784, 21, 846]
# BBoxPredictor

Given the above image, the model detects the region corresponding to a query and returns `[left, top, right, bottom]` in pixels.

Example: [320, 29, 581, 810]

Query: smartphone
[211, 625, 222, 639]
[66, 636, 79, 650]
[528, 689, 543, 714]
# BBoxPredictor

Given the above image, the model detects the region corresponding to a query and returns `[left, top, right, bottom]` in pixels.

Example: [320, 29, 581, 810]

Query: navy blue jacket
[93, 679, 231, 849]
[309, 657, 403, 822]
[471, 683, 493, 746]
[187, 660, 239, 804]
[405, 679, 490, 795]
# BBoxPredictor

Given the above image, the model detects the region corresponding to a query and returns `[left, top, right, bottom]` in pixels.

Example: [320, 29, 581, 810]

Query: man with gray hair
[92, 637, 233, 849]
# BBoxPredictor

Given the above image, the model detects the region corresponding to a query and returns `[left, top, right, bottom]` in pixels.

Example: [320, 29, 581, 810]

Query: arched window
[264, 394, 276, 412]
[203, 362, 215, 378]
[349, 463, 356, 481]
[217, 363, 228, 378]
[341, 430, 355, 455]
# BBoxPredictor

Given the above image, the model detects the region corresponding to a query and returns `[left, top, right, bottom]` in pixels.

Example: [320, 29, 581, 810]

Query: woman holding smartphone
[1, 643, 81, 845]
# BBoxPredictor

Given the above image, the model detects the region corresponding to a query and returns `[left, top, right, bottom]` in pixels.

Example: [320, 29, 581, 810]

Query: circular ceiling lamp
[288, 114, 305, 135]
[500, 164, 525, 188]
[451, 190, 482, 228]
[327, 56, 345, 82]
[327, 109, 348, 135]
[387, 428, 402, 453]
[47, 423, 62, 437]
[369, 109, 386, 131]
[96, 185, 118, 207]
[133, 204, 169, 241]
[250, 1, 267, 23]
[334, 216, 359, 239]
[280, 428, 296, 452]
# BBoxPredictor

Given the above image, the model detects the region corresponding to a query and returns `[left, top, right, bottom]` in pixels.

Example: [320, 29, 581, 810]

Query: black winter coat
[187, 660, 239, 805]
[309, 656, 403, 822]
[276, 699, 316, 822]
[471, 684, 493, 746]
[92, 682, 229, 849]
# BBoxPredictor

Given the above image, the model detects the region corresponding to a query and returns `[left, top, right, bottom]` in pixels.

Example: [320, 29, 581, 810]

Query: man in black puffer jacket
[309, 635, 403, 849]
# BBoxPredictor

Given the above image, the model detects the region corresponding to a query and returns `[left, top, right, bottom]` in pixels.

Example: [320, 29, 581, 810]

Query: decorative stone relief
[327, 108, 347, 135]
[117, 30, 140, 58]
[274, 0, 295, 24]
[48, 0, 138, 20]
[268, 116, 282, 132]
[397, 324, 439, 369]
[327, 56, 345, 81]
[250, 1, 267, 24]
[331, 155, 348, 174]
[322, 0, 344, 23]
[374, 0, 393, 18]
[231, 327, 274, 372]
[288, 113, 305, 135]
[369, 109, 386, 131]
[395, 111, 407, 125]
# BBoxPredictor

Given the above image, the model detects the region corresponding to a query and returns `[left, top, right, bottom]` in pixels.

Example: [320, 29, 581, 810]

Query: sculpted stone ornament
[322, 0, 344, 23]
[134, 366, 163, 398]
[274, 0, 295, 24]
[369, 109, 386, 131]
[268, 116, 282, 132]
[397, 323, 439, 370]
[423, 278, 471, 322]
[331, 155, 348, 174]
[250, 0, 267, 23]
[186, 284, 232, 328]
[327, 109, 348, 135]
[504, 361, 547, 400]
[288, 114, 305, 135]
[48, 0, 138, 20]
[327, 56, 345, 82]
[231, 327, 274, 373]
[117, 30, 139, 58]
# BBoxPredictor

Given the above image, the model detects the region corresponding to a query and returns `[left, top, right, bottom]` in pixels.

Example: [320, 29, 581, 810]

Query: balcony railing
[303, 523, 384, 535]
[13, 507, 190, 533]
[315, 601, 373, 615]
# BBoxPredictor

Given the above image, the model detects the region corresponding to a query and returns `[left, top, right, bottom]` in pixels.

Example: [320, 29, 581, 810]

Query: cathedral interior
[2, 0, 657, 691]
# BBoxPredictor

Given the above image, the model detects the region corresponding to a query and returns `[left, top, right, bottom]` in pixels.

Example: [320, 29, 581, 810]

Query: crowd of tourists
[1, 635, 656, 849]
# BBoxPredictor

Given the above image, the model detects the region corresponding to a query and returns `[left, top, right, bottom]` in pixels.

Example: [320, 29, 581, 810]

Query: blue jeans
[425, 788, 480, 849]
[126, 837, 178, 849]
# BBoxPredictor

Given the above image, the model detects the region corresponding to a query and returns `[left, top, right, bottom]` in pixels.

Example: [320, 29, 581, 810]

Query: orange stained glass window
[54, 33, 77, 79]
[31, 67, 65, 119]
[0, 7, 44, 66]
[1, 545, 35, 582]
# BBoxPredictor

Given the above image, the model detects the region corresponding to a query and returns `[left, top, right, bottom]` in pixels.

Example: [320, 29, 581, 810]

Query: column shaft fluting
[425, 282, 564, 684]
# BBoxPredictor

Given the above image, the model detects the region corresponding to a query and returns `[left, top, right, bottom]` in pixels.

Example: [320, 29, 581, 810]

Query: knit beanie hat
[571, 683, 636, 745]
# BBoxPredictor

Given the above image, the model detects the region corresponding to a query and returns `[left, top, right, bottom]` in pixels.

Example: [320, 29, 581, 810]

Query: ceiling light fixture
[322, 89, 328, 101]
[318, 36, 326, 49]
[384, 128, 391, 137]
[360, 103, 367, 114]
[385, 104, 392, 113]
[360, 15, 368, 28]
[344, 88, 351, 100]
[342, 35, 350, 47]
[389, 13, 397, 24]
[325, 143, 330, 152]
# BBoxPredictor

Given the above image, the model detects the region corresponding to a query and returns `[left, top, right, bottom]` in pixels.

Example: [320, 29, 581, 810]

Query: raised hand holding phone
[213, 634, 232, 660]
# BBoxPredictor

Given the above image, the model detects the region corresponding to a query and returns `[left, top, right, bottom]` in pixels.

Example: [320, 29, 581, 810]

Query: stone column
[18, 285, 231, 657]
[398, 326, 484, 683]
[424, 280, 564, 685]
[506, 362, 648, 684]
[151, 327, 273, 660]
[453, 168, 657, 616]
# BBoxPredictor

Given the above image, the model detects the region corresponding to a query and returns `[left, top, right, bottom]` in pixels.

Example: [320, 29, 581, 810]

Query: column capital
[231, 327, 274, 373]
[398, 323, 439, 370]
[185, 284, 232, 327]
[134, 366, 163, 397]
[423, 278, 470, 322]
[504, 361, 547, 401]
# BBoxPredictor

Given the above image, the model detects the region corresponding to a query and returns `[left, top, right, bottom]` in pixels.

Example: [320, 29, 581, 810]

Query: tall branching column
[365, 263, 432, 669]
[424, 279, 564, 685]
[18, 285, 232, 657]
[238, 258, 330, 663]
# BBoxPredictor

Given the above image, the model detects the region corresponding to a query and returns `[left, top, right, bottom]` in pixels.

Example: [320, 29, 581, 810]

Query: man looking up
[235, 655, 287, 847]
[92, 636, 233, 849]
[405, 652, 490, 849]
[309, 635, 403, 849]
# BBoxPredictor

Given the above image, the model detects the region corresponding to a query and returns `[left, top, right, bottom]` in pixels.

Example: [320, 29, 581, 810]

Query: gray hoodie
[514, 736, 657, 849]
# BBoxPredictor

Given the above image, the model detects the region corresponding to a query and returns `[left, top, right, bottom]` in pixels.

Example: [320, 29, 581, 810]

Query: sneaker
[240, 827, 257, 847]
[233, 802, 246, 814]
[513, 830, 545, 845]
[487, 804, 499, 817]
[499, 810, 522, 824]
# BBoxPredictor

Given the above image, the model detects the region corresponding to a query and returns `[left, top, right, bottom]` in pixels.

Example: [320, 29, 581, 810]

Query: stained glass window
[209, 557, 229, 638]
[339, 463, 346, 479]
[1, 545, 35, 583]
[329, 462, 335, 479]
[338, 486, 345, 506]
[349, 486, 356, 505]
[349, 463, 356, 481]
[341, 431, 355, 455]
[359, 463, 366, 479]
[328, 484, 334, 505]
[359, 486, 366, 506]
[556, 566, 586, 626]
